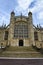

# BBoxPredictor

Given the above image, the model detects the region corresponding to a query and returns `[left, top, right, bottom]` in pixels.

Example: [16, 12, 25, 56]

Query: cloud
[15, 0, 34, 15]
[29, 0, 43, 26]
[0, 0, 43, 27]
[37, 11, 43, 20]
[29, 0, 36, 8]
[15, 0, 43, 15]
[0, 10, 10, 26]
[14, 0, 43, 26]
[29, 0, 43, 13]
[0, 0, 18, 26]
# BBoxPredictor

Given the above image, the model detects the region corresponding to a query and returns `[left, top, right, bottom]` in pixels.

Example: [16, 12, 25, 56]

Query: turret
[28, 11, 35, 46]
[28, 11, 32, 24]
[28, 11, 32, 15]
[8, 11, 15, 45]
[28, 11, 32, 19]
[10, 11, 15, 24]
[11, 11, 15, 17]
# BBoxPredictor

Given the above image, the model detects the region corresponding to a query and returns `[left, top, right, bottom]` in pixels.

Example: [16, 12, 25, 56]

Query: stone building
[0, 11, 43, 48]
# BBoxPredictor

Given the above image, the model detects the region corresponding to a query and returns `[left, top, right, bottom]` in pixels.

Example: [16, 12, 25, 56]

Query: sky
[0, 0, 43, 27]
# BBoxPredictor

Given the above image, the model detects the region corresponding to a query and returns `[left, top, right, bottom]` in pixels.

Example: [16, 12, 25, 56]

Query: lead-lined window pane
[14, 22, 28, 38]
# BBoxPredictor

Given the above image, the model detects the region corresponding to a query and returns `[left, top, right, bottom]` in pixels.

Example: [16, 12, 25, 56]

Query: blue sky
[0, 0, 43, 27]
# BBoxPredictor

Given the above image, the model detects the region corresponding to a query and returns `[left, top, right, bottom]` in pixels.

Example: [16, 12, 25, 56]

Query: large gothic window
[14, 22, 28, 38]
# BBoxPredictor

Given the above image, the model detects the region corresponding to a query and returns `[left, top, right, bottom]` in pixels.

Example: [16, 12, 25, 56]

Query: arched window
[4, 31, 8, 40]
[34, 32, 38, 40]
[14, 22, 28, 38]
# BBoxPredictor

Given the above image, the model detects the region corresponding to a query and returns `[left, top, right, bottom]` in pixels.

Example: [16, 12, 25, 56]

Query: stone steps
[0, 46, 43, 58]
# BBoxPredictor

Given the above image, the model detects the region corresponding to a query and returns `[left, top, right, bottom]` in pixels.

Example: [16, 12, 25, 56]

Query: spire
[21, 13, 22, 16]
[10, 10, 15, 23]
[20, 13, 22, 19]
[11, 10, 15, 15]
[28, 11, 32, 16]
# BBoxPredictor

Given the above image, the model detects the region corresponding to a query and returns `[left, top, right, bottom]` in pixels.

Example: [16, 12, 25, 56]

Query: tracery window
[14, 22, 28, 38]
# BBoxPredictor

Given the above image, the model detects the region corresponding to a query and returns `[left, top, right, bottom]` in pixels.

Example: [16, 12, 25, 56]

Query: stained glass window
[14, 22, 28, 38]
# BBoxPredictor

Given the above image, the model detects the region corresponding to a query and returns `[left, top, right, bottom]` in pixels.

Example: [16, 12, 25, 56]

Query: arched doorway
[19, 40, 23, 46]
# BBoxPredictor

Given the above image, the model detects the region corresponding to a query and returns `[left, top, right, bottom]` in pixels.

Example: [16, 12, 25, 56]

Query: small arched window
[34, 32, 38, 40]
[4, 31, 8, 40]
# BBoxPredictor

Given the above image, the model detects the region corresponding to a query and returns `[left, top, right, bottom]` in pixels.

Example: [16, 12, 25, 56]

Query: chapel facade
[0, 11, 43, 48]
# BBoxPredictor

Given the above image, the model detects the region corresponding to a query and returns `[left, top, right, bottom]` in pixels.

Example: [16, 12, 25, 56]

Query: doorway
[19, 40, 23, 46]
